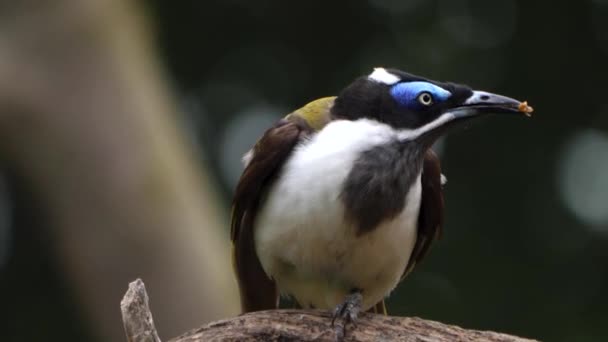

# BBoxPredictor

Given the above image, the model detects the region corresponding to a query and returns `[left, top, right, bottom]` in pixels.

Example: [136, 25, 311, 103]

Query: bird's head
[331, 67, 532, 147]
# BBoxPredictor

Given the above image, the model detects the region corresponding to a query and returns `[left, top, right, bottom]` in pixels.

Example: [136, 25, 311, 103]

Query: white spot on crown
[368, 67, 400, 85]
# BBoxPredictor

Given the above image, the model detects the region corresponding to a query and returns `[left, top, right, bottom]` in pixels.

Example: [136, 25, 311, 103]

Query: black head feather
[331, 68, 474, 130]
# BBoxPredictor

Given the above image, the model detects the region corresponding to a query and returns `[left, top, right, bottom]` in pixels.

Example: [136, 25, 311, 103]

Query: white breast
[254, 119, 421, 310]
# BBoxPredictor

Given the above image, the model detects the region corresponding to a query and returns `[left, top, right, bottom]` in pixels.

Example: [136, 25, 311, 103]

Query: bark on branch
[122, 279, 538, 342]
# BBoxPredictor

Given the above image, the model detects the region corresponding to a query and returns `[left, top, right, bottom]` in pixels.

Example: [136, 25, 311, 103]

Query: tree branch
[122, 279, 538, 342]
[121, 279, 161, 342]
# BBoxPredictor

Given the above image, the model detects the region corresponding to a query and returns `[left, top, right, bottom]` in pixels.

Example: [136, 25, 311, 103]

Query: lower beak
[450, 90, 533, 118]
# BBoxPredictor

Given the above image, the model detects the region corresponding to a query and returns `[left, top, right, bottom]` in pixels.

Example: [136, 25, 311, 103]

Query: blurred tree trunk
[0, 1, 239, 340]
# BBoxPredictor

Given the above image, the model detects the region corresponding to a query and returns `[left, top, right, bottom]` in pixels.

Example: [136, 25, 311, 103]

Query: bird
[230, 67, 532, 339]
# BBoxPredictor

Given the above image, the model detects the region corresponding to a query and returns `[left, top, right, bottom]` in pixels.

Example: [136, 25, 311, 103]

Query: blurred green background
[2, 0, 608, 341]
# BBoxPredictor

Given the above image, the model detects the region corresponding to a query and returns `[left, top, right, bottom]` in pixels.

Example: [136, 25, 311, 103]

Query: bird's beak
[450, 90, 533, 119]
[410, 90, 532, 146]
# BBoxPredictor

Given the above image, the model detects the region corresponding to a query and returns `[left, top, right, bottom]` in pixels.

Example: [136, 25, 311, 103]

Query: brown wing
[231, 117, 313, 312]
[402, 149, 445, 279]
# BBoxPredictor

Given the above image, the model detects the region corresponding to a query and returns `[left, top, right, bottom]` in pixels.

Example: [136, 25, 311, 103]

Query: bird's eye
[418, 92, 433, 106]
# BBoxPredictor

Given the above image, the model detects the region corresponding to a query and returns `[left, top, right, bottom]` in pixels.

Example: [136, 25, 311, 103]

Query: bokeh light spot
[558, 129, 608, 231]
[438, 0, 517, 49]
[219, 105, 284, 188]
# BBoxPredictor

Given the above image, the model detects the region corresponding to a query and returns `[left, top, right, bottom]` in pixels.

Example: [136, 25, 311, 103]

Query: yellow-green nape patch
[286, 96, 336, 131]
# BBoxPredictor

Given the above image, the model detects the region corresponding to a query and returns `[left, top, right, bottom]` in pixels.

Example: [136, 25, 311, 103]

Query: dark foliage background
[2, 1, 608, 341]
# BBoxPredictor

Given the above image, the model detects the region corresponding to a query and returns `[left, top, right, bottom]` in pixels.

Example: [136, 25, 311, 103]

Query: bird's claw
[331, 292, 362, 341]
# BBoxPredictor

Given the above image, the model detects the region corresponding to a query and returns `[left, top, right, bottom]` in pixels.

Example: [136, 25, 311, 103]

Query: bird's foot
[331, 291, 362, 342]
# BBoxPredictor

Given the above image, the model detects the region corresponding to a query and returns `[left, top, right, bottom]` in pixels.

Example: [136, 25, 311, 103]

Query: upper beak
[451, 90, 533, 118]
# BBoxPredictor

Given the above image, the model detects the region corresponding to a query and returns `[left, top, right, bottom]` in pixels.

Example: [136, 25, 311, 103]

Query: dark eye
[417, 92, 433, 106]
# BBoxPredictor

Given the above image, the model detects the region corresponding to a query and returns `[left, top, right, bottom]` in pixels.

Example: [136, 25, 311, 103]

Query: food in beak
[518, 101, 534, 117]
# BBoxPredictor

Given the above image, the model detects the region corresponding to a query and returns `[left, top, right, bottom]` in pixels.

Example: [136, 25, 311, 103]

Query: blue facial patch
[390, 81, 452, 109]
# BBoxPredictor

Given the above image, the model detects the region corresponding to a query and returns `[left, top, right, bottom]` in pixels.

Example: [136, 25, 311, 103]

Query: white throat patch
[396, 113, 455, 141]
[368, 67, 400, 85]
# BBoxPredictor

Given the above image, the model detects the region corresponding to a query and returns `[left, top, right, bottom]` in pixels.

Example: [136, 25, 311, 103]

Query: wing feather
[402, 149, 445, 279]
[231, 117, 314, 312]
